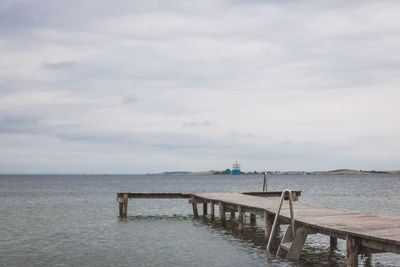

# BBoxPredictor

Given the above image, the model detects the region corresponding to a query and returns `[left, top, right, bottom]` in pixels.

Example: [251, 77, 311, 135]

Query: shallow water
[0, 174, 399, 266]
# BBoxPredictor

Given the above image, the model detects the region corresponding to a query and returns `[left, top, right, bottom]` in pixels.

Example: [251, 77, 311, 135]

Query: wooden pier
[117, 191, 400, 266]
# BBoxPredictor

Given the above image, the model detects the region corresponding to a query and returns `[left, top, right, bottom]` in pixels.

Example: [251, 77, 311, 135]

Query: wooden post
[210, 201, 215, 221]
[122, 193, 128, 217]
[203, 203, 208, 216]
[264, 211, 272, 241]
[118, 196, 123, 217]
[346, 236, 359, 267]
[263, 172, 268, 192]
[219, 201, 226, 227]
[250, 213, 256, 225]
[231, 211, 235, 218]
[192, 203, 198, 218]
[238, 205, 244, 233]
[330, 236, 338, 248]
[286, 226, 313, 260]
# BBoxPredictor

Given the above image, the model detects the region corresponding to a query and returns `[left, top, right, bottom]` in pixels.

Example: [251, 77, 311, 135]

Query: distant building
[232, 161, 241, 175]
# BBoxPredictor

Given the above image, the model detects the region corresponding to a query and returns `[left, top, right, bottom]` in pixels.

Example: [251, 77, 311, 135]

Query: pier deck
[191, 193, 400, 266]
[117, 191, 399, 266]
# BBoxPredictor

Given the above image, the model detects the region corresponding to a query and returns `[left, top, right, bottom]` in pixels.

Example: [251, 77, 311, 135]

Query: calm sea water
[0, 174, 399, 266]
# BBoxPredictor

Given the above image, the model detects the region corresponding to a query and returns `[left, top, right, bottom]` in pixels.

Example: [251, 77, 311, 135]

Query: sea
[0, 174, 399, 266]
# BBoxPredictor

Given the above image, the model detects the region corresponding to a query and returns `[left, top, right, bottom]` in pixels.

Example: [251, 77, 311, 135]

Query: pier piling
[238, 206, 244, 233]
[210, 201, 215, 221]
[219, 202, 226, 227]
[330, 236, 338, 248]
[250, 213, 256, 225]
[192, 203, 198, 218]
[203, 203, 208, 216]
[346, 236, 359, 267]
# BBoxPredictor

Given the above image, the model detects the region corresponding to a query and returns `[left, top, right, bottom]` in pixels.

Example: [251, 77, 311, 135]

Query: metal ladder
[266, 189, 295, 259]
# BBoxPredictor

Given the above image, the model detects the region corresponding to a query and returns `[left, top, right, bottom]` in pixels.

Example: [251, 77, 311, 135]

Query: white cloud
[0, 0, 400, 173]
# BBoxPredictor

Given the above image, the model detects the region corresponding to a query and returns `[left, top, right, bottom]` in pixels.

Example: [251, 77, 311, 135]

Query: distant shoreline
[183, 169, 400, 175]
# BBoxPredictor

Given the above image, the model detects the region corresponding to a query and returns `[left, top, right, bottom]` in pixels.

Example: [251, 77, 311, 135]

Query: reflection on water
[0, 174, 399, 266]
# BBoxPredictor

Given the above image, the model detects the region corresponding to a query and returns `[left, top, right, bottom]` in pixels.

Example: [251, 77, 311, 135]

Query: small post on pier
[219, 202, 226, 227]
[263, 172, 268, 192]
[346, 235, 359, 267]
[210, 201, 215, 221]
[238, 205, 244, 233]
[203, 203, 208, 216]
[250, 213, 256, 225]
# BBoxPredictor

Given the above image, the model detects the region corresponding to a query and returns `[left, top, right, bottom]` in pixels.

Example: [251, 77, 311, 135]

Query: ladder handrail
[266, 189, 295, 258]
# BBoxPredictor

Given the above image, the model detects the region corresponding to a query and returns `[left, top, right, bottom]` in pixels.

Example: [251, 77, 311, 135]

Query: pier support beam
[203, 203, 208, 216]
[264, 211, 273, 241]
[330, 236, 338, 248]
[231, 211, 236, 218]
[250, 213, 256, 225]
[120, 193, 128, 217]
[346, 236, 359, 267]
[119, 200, 123, 217]
[210, 201, 215, 221]
[192, 203, 198, 218]
[219, 202, 226, 227]
[238, 205, 244, 233]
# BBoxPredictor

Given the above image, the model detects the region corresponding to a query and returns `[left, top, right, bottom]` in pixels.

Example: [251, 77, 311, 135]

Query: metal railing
[266, 189, 295, 258]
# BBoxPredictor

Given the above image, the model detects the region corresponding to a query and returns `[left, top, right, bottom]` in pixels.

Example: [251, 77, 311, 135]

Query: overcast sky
[0, 0, 399, 173]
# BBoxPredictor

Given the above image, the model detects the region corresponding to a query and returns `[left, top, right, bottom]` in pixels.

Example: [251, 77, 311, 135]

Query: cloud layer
[1, 0, 400, 173]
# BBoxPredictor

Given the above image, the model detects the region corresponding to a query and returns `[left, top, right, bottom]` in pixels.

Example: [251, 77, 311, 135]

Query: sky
[0, 0, 400, 174]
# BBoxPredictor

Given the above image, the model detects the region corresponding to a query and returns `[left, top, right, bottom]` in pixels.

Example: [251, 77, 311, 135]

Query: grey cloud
[0, 114, 41, 133]
[1, 0, 400, 173]
[183, 121, 211, 128]
[42, 61, 76, 70]
[122, 95, 137, 105]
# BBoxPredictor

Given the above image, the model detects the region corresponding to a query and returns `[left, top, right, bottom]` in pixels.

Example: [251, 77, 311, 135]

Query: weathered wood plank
[117, 190, 301, 199]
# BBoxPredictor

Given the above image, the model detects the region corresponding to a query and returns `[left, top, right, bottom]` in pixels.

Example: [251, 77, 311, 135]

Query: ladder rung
[280, 241, 293, 251]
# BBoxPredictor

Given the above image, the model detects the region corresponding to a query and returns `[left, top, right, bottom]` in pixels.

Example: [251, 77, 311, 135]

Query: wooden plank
[117, 190, 301, 199]
[120, 192, 193, 198]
